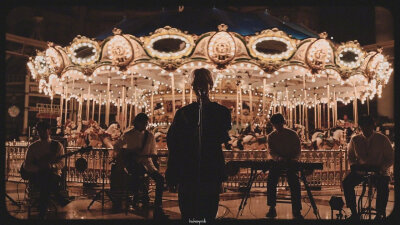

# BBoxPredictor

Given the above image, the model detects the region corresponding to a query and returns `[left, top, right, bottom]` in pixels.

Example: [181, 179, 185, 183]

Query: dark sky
[317, 6, 376, 45]
[6, 5, 380, 46]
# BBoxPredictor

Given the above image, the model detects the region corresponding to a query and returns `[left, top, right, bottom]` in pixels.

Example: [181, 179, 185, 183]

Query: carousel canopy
[26, 23, 393, 124]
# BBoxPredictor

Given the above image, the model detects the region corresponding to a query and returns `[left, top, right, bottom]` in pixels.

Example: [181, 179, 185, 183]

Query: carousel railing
[5, 141, 358, 189]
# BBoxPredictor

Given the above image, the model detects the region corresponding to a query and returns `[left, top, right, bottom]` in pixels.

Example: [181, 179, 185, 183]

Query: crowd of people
[21, 68, 394, 221]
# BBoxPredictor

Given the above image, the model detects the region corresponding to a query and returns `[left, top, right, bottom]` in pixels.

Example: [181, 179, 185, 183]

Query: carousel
[26, 24, 393, 151]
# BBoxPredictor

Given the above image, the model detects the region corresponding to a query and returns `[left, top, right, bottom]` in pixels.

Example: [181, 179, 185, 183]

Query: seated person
[113, 113, 168, 219]
[342, 115, 394, 220]
[22, 121, 70, 219]
[265, 113, 303, 219]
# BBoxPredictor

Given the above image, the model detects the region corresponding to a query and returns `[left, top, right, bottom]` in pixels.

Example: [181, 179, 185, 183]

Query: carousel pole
[236, 82, 239, 126]
[91, 94, 95, 121]
[125, 93, 128, 129]
[129, 99, 133, 126]
[182, 84, 186, 107]
[262, 79, 266, 116]
[189, 87, 193, 104]
[64, 89, 68, 124]
[322, 103, 325, 128]
[105, 77, 111, 126]
[286, 86, 290, 125]
[273, 89, 277, 114]
[219, 81, 223, 104]
[78, 92, 83, 124]
[289, 104, 293, 128]
[64, 81, 68, 123]
[303, 74, 308, 140]
[353, 85, 358, 127]
[121, 85, 126, 130]
[294, 102, 297, 125]
[98, 94, 102, 124]
[318, 103, 322, 129]
[86, 83, 91, 121]
[249, 84, 253, 118]
[367, 97, 370, 115]
[50, 93, 54, 120]
[70, 96, 74, 122]
[116, 98, 121, 125]
[299, 101, 302, 126]
[239, 82, 243, 126]
[134, 87, 138, 116]
[279, 91, 282, 114]
[332, 88, 337, 127]
[71, 79, 75, 122]
[327, 76, 331, 129]
[170, 73, 176, 116]
[151, 87, 154, 123]
[314, 93, 317, 129]
[129, 76, 134, 125]
[335, 97, 338, 127]
[60, 90, 64, 123]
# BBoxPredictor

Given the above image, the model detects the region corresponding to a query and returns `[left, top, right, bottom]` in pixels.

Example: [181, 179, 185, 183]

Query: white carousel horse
[311, 131, 326, 150]
[293, 124, 306, 141]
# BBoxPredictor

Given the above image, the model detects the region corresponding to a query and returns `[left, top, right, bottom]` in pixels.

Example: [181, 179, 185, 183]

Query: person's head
[36, 120, 51, 140]
[270, 113, 285, 131]
[192, 68, 213, 99]
[358, 115, 375, 137]
[133, 113, 149, 131]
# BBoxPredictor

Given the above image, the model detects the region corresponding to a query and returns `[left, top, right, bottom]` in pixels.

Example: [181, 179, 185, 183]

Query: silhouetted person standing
[166, 68, 231, 222]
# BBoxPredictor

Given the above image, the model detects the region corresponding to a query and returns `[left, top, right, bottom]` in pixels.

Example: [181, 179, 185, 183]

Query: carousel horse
[311, 130, 326, 150]
[83, 120, 106, 147]
[227, 134, 244, 150]
[227, 131, 268, 150]
[311, 126, 352, 150]
[293, 124, 306, 141]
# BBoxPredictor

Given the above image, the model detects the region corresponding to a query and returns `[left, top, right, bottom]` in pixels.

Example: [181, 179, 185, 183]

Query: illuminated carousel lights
[147, 34, 193, 59]
[45, 47, 64, 72]
[69, 40, 100, 65]
[106, 36, 132, 60]
[337, 47, 363, 68]
[251, 36, 295, 59]
[34, 55, 49, 75]
[27, 61, 38, 79]
[208, 31, 236, 63]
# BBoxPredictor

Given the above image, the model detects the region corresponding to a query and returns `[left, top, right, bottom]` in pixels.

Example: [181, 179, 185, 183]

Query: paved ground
[5, 181, 394, 221]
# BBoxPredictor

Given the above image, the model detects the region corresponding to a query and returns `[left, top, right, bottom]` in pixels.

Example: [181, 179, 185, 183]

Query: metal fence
[5, 141, 355, 189]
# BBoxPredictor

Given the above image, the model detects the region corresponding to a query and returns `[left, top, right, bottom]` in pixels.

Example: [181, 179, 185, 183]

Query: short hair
[270, 113, 285, 125]
[358, 114, 375, 127]
[133, 113, 149, 124]
[192, 68, 213, 92]
[36, 120, 51, 132]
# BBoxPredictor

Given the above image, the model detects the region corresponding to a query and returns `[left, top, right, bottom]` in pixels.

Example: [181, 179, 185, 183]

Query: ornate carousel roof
[26, 24, 393, 120]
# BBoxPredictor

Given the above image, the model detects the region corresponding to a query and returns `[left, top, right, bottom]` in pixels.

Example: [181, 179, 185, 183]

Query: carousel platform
[5, 181, 394, 220]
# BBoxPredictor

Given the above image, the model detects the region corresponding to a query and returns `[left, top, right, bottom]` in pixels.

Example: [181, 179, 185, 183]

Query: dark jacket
[166, 102, 231, 184]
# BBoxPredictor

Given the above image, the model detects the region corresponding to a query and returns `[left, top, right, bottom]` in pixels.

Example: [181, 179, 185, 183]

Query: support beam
[98, 95, 102, 124]
[23, 73, 30, 135]
[86, 84, 91, 121]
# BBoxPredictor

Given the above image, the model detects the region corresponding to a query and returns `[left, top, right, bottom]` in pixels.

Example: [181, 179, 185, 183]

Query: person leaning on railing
[342, 115, 394, 221]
